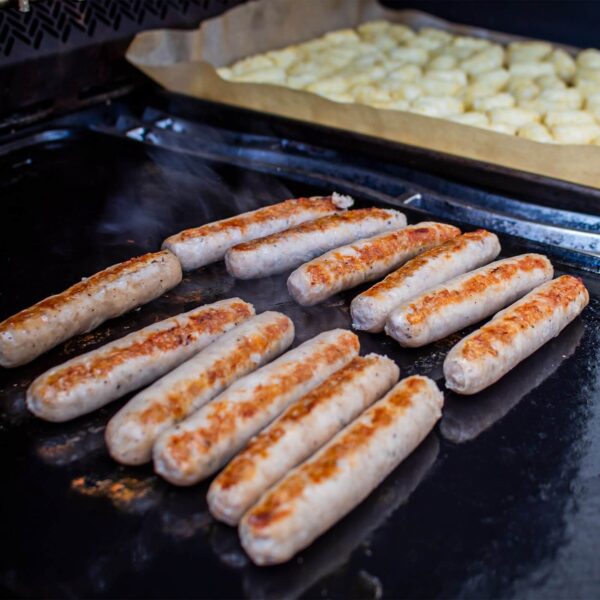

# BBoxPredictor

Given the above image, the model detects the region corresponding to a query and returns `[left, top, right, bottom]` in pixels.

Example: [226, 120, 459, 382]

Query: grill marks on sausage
[304, 224, 459, 287]
[164, 332, 360, 469]
[362, 229, 491, 298]
[39, 302, 253, 392]
[405, 254, 550, 326]
[175, 198, 339, 242]
[460, 275, 587, 361]
[137, 317, 293, 426]
[216, 355, 378, 490]
[0, 251, 174, 332]
[246, 376, 426, 529]
[231, 209, 397, 253]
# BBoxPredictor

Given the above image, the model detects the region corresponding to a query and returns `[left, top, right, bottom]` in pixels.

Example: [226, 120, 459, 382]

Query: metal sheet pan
[1, 127, 599, 599]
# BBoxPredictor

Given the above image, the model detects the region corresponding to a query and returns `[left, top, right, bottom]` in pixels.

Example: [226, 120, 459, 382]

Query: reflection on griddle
[240, 434, 440, 600]
[36, 424, 106, 466]
[441, 320, 584, 444]
[71, 473, 163, 514]
[159, 489, 213, 540]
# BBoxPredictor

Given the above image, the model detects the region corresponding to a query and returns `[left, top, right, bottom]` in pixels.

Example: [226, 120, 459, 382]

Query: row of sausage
[0, 193, 590, 566]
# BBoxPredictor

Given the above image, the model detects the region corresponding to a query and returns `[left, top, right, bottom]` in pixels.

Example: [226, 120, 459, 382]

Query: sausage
[241, 436, 439, 600]
[208, 353, 399, 525]
[224, 208, 407, 279]
[385, 253, 554, 348]
[441, 319, 583, 443]
[0, 250, 182, 368]
[239, 375, 443, 566]
[163, 194, 353, 271]
[153, 329, 360, 486]
[26, 298, 254, 423]
[444, 275, 589, 395]
[351, 229, 501, 332]
[287, 222, 460, 306]
[105, 311, 294, 465]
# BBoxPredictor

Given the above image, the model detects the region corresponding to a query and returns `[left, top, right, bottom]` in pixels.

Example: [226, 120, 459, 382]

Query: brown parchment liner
[127, 0, 600, 190]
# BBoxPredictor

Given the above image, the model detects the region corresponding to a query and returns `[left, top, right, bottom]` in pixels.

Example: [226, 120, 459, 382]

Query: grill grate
[0, 0, 243, 129]
[0, 0, 237, 57]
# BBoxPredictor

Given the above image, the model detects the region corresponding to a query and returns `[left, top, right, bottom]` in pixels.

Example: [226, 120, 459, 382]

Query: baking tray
[126, 0, 600, 189]
[1, 126, 599, 599]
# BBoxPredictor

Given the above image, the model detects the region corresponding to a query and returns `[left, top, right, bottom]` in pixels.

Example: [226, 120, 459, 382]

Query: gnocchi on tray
[218, 21, 600, 145]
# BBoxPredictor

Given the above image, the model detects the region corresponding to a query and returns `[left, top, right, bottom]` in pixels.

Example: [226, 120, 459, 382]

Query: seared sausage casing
[105, 311, 294, 465]
[0, 250, 182, 368]
[225, 208, 406, 279]
[27, 298, 254, 422]
[239, 375, 443, 566]
[444, 275, 589, 394]
[208, 353, 399, 525]
[163, 195, 353, 271]
[153, 329, 360, 485]
[287, 222, 460, 306]
[351, 229, 500, 332]
[385, 253, 553, 347]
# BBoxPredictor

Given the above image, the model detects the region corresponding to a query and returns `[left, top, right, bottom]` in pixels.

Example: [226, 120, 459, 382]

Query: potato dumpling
[484, 122, 518, 135]
[357, 21, 390, 38]
[507, 41, 553, 63]
[576, 79, 600, 100]
[440, 45, 478, 61]
[544, 110, 595, 127]
[370, 99, 410, 111]
[388, 24, 416, 43]
[473, 69, 510, 92]
[319, 91, 355, 103]
[424, 68, 467, 85]
[517, 122, 554, 142]
[388, 82, 423, 102]
[576, 48, 600, 70]
[536, 75, 566, 90]
[323, 29, 361, 45]
[509, 62, 555, 79]
[410, 35, 447, 52]
[585, 92, 600, 109]
[216, 67, 233, 80]
[419, 78, 462, 97]
[230, 54, 275, 75]
[265, 48, 300, 69]
[548, 48, 576, 82]
[452, 35, 491, 51]
[387, 64, 422, 82]
[448, 111, 489, 127]
[509, 78, 540, 102]
[489, 107, 540, 127]
[389, 45, 429, 66]
[428, 55, 457, 71]
[419, 27, 454, 45]
[410, 95, 464, 117]
[576, 68, 600, 85]
[305, 77, 350, 95]
[552, 123, 600, 144]
[462, 83, 501, 106]
[351, 84, 392, 104]
[472, 93, 515, 112]
[461, 46, 504, 76]
[538, 87, 582, 110]
[231, 67, 287, 84]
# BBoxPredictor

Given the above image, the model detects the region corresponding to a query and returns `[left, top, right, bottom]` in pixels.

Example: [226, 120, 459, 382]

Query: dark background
[384, 1, 600, 48]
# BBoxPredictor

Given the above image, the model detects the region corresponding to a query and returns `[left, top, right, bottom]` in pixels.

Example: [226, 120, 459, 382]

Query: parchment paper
[127, 0, 600, 190]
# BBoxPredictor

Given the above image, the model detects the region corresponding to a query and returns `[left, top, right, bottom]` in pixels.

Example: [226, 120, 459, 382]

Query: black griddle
[1, 101, 600, 600]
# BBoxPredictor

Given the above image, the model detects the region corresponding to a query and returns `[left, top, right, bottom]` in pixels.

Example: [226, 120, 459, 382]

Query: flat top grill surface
[1, 121, 600, 599]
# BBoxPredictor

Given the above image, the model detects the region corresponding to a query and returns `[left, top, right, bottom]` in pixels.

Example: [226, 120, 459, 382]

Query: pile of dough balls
[218, 21, 600, 145]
